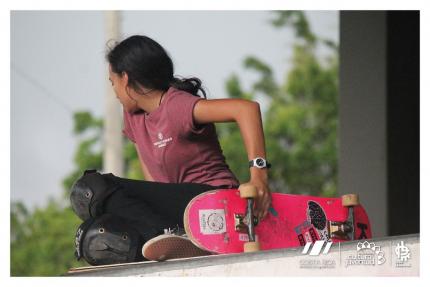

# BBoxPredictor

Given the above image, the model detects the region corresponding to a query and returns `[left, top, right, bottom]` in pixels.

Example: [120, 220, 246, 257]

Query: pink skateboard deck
[184, 189, 372, 254]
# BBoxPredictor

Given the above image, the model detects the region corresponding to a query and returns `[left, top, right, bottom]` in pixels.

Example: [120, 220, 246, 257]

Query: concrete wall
[339, 11, 388, 237]
[339, 11, 420, 237]
[66, 234, 419, 276]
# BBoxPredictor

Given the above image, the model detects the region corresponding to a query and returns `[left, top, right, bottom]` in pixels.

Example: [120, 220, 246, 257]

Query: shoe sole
[142, 234, 212, 261]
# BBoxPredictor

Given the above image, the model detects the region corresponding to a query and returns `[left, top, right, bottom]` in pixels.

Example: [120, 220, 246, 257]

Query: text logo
[395, 241, 412, 268]
[153, 132, 173, 148]
[345, 241, 385, 267]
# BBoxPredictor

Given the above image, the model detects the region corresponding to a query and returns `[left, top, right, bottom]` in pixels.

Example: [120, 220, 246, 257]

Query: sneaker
[142, 230, 211, 261]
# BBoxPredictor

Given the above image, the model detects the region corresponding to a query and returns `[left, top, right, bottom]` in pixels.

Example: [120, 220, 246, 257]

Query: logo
[345, 241, 386, 267]
[199, 209, 226, 235]
[299, 240, 335, 269]
[302, 240, 333, 256]
[307, 201, 326, 230]
[307, 201, 329, 241]
[153, 132, 172, 148]
[207, 213, 225, 232]
[395, 241, 412, 268]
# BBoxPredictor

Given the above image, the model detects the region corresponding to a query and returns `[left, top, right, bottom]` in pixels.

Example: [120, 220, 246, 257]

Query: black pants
[101, 173, 231, 242]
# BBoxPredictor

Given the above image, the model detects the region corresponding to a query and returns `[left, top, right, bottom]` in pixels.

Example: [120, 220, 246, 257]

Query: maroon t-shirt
[122, 87, 239, 188]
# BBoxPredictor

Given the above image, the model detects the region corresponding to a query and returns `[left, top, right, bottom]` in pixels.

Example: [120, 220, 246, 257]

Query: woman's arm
[135, 143, 154, 181]
[193, 98, 271, 220]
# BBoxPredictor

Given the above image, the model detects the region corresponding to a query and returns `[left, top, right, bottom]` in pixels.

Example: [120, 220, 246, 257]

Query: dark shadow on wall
[386, 11, 420, 236]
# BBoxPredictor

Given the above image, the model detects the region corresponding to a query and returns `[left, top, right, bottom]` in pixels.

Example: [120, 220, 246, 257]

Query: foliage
[11, 200, 84, 276]
[219, 11, 338, 196]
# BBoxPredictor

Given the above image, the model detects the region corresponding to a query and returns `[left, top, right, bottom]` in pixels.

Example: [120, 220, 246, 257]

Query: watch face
[256, 158, 264, 167]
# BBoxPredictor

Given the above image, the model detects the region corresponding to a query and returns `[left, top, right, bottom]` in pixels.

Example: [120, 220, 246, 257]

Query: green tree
[10, 110, 144, 276]
[219, 11, 338, 196]
[11, 200, 84, 276]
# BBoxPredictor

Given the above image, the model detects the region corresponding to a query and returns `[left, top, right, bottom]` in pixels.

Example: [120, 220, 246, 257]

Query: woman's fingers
[260, 191, 271, 220]
[253, 189, 270, 221]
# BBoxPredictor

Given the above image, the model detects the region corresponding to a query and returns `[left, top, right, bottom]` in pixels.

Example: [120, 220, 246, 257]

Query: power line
[11, 62, 73, 114]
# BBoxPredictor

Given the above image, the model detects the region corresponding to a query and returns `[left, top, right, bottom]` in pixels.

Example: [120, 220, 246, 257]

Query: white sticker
[199, 209, 226, 235]
[239, 233, 259, 242]
[304, 231, 312, 243]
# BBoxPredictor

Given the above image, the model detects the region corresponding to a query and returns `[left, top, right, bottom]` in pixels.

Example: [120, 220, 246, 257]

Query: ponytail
[169, 77, 207, 99]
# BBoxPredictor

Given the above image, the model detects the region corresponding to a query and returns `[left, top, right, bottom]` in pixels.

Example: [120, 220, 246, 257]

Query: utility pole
[103, 11, 123, 176]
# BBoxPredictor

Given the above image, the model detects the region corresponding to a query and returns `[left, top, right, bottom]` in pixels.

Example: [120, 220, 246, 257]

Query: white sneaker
[142, 233, 211, 261]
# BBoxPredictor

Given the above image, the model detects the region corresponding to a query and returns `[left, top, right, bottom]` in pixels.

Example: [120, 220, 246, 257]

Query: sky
[10, 11, 338, 209]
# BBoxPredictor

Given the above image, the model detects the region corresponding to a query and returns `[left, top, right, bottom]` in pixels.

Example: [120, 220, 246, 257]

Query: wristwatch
[248, 157, 271, 169]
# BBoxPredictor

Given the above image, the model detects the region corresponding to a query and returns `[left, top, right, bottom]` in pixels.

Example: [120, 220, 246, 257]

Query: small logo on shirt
[154, 132, 172, 148]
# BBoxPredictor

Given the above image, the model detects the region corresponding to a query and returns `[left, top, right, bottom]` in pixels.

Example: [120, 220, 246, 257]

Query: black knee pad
[70, 170, 121, 221]
[74, 214, 145, 266]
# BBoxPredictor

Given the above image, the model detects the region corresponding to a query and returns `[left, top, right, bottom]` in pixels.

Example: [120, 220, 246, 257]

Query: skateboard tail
[183, 191, 221, 253]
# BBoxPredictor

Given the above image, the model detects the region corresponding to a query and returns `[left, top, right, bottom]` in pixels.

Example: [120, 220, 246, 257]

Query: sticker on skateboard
[199, 209, 226, 234]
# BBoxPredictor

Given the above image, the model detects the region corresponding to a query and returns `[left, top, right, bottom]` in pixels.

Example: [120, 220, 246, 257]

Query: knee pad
[70, 169, 121, 221]
[74, 213, 145, 266]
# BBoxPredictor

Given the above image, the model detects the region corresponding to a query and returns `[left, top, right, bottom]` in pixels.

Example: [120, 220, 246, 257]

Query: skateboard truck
[234, 204, 259, 235]
[237, 184, 261, 252]
[328, 194, 360, 240]
[328, 220, 353, 240]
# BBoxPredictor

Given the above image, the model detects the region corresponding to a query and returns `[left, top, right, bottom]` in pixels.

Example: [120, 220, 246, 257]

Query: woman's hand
[245, 175, 272, 221]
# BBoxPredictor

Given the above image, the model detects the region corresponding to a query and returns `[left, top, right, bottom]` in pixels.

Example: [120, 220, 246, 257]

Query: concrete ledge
[66, 233, 419, 276]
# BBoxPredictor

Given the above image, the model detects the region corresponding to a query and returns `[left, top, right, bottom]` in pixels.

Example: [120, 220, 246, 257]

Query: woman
[71, 35, 272, 265]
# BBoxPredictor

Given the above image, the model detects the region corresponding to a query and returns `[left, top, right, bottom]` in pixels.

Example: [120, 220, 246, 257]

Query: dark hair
[106, 35, 206, 98]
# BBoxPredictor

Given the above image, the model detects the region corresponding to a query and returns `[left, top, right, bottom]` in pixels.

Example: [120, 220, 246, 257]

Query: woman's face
[108, 65, 138, 112]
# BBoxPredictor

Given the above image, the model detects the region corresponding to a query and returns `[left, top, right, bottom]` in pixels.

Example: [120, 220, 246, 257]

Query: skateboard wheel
[238, 183, 258, 199]
[244, 241, 260, 252]
[341, 194, 359, 207]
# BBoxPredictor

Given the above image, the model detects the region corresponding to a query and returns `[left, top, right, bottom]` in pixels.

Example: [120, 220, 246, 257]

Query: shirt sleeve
[168, 93, 206, 135]
[122, 109, 136, 143]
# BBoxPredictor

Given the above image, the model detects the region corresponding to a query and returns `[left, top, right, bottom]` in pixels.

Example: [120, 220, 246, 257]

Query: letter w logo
[302, 240, 333, 256]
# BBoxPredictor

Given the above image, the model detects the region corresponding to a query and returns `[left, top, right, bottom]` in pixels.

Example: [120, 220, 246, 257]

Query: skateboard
[184, 184, 372, 254]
